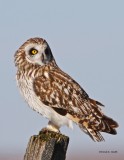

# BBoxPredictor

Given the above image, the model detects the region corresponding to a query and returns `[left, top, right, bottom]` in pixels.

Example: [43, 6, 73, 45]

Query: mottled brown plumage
[14, 37, 118, 142]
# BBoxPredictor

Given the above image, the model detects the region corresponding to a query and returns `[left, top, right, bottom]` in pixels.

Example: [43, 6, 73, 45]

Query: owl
[14, 37, 118, 141]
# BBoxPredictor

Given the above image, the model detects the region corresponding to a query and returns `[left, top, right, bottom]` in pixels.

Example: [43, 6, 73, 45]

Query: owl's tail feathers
[101, 115, 119, 135]
[79, 123, 105, 142]
[78, 115, 118, 142]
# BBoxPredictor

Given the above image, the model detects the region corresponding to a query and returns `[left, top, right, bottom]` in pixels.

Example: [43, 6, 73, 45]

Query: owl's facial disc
[25, 43, 53, 66]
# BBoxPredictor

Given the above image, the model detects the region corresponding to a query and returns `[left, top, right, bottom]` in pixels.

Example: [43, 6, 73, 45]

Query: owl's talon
[41, 127, 49, 133]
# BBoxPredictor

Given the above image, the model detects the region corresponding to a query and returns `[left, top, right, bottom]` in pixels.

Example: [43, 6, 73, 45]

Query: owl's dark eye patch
[29, 48, 38, 55]
[44, 46, 53, 62]
[45, 48, 49, 55]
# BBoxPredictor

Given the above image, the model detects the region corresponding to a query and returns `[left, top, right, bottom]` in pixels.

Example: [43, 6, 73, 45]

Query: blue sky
[0, 0, 124, 159]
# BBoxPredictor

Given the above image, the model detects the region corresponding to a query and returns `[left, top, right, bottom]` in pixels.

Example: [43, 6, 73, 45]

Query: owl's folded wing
[33, 68, 103, 118]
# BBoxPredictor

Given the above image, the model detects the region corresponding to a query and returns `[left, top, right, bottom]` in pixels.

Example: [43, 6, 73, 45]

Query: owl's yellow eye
[29, 48, 38, 55]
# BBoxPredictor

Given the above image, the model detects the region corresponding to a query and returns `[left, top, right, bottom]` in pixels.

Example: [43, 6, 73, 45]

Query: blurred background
[0, 0, 124, 159]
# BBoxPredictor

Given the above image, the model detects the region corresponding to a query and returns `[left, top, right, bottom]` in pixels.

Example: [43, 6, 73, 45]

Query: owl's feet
[41, 121, 60, 133]
[41, 126, 60, 134]
[47, 121, 60, 133]
[41, 127, 50, 133]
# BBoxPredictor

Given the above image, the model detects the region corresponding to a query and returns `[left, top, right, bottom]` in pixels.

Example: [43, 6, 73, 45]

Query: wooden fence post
[24, 129, 69, 160]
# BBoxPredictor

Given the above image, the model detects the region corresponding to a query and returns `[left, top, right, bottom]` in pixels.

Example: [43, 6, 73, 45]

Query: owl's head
[14, 37, 54, 68]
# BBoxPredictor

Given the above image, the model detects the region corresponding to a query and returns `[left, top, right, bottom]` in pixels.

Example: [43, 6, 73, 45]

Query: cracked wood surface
[24, 130, 69, 160]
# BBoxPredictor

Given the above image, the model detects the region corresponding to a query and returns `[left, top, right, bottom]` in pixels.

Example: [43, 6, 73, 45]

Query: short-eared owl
[14, 37, 118, 141]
